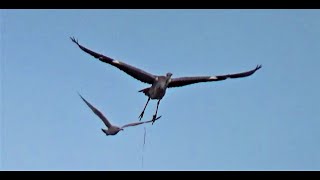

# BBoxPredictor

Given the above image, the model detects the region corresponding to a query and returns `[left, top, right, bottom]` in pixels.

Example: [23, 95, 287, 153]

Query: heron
[71, 37, 262, 124]
[78, 93, 161, 136]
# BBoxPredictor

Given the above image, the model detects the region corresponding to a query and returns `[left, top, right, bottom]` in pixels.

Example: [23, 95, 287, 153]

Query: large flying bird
[71, 37, 262, 124]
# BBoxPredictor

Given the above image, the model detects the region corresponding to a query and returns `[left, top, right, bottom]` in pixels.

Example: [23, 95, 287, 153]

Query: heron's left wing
[168, 65, 262, 88]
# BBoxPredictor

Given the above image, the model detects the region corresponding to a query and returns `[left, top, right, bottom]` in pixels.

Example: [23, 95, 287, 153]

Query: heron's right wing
[71, 37, 156, 84]
[78, 93, 112, 128]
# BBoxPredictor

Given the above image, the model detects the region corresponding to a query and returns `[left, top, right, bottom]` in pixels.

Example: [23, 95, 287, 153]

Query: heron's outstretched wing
[70, 37, 156, 84]
[168, 65, 262, 88]
[121, 116, 162, 129]
[78, 93, 112, 128]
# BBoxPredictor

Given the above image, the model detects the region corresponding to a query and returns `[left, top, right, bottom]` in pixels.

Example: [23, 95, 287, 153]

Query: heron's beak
[121, 128, 124, 131]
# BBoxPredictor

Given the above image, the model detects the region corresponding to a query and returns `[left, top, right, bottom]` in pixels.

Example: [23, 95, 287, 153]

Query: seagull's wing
[168, 65, 262, 88]
[121, 116, 162, 129]
[70, 37, 156, 84]
[78, 93, 112, 128]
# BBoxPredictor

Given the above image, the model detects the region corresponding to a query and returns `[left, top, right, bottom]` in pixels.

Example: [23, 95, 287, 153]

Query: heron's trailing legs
[152, 100, 161, 125]
[139, 97, 150, 121]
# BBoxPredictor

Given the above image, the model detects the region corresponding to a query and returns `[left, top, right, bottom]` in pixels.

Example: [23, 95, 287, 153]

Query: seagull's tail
[138, 87, 150, 96]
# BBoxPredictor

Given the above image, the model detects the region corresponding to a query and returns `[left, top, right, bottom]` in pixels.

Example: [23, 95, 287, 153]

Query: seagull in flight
[78, 93, 161, 136]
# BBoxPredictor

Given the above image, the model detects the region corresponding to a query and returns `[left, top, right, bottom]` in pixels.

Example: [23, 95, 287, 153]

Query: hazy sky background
[1, 10, 320, 170]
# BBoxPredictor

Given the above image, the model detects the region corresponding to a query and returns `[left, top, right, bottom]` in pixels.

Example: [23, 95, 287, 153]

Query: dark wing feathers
[168, 76, 217, 88]
[70, 37, 156, 84]
[168, 65, 262, 88]
[216, 65, 262, 79]
[71, 37, 261, 88]
[78, 93, 112, 128]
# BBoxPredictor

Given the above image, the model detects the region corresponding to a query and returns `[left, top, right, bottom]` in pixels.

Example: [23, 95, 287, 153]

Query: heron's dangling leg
[152, 100, 161, 125]
[139, 97, 150, 121]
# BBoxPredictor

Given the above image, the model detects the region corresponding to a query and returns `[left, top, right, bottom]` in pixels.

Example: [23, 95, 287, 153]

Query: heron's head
[118, 127, 124, 131]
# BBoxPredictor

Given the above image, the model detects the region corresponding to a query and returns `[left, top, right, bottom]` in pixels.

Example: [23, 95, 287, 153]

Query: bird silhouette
[71, 37, 262, 124]
[78, 93, 161, 136]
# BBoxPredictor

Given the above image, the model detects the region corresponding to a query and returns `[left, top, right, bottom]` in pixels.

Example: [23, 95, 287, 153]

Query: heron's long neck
[165, 77, 171, 86]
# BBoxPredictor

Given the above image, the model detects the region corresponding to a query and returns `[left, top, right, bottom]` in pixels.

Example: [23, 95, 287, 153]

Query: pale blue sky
[1, 10, 320, 170]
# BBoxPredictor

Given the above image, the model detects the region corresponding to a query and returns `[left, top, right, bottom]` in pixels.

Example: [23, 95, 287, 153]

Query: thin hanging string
[141, 126, 146, 168]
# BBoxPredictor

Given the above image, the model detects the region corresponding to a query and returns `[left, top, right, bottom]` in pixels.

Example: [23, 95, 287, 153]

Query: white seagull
[78, 93, 161, 136]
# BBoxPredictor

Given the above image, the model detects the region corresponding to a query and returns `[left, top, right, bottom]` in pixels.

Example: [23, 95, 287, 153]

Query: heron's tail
[138, 88, 150, 96]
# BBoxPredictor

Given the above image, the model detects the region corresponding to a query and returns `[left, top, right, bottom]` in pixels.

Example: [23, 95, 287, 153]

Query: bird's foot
[138, 111, 145, 121]
[152, 115, 160, 125]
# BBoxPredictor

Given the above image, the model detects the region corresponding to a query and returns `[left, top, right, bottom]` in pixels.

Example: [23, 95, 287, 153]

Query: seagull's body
[78, 93, 161, 136]
[71, 37, 262, 123]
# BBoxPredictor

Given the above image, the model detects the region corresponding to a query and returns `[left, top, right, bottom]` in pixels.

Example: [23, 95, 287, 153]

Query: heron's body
[141, 76, 171, 100]
[148, 86, 166, 100]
